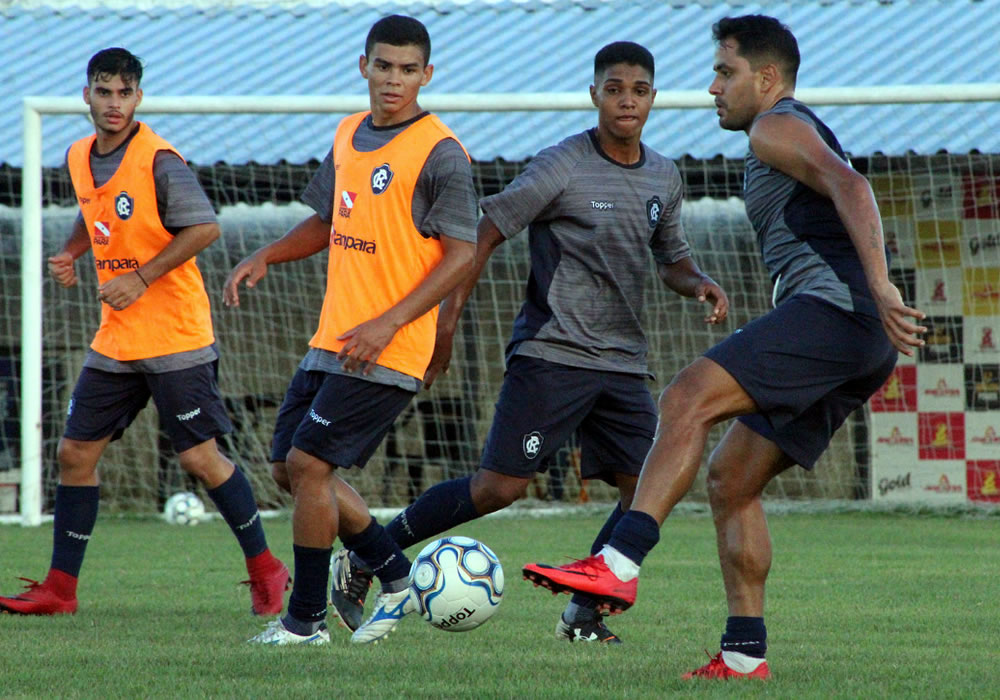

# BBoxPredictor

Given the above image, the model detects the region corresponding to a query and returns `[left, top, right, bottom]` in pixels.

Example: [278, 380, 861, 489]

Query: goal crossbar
[15, 84, 1000, 526]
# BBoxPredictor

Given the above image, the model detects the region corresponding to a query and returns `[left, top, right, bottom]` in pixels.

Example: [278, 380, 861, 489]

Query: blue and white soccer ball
[163, 492, 206, 526]
[408, 536, 504, 632]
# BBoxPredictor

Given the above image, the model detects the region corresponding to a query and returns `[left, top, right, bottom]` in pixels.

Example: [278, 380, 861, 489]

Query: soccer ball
[408, 536, 504, 632]
[163, 492, 206, 526]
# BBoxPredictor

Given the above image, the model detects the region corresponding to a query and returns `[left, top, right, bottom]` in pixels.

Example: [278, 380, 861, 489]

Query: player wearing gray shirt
[522, 18, 926, 677]
[329, 42, 729, 646]
[482, 128, 692, 377]
[744, 98, 883, 316]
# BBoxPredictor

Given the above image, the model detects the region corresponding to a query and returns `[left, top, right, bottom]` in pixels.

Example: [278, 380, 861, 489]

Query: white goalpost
[13, 84, 1000, 526]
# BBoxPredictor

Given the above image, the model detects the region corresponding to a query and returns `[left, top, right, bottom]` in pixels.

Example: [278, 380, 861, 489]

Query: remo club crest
[115, 191, 135, 220]
[371, 163, 394, 194]
[522, 431, 543, 459]
[645, 196, 662, 229]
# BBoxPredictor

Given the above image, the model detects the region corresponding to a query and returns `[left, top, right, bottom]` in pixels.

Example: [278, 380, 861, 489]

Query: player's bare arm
[48, 216, 92, 288]
[655, 256, 729, 324]
[223, 213, 330, 307]
[423, 216, 505, 388]
[749, 113, 927, 354]
[98, 221, 219, 311]
[337, 233, 475, 375]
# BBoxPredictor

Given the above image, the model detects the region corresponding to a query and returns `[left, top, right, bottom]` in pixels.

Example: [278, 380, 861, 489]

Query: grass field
[1, 510, 997, 699]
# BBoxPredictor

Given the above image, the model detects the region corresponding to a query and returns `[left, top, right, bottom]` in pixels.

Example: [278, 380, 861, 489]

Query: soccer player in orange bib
[0, 48, 289, 618]
[522, 16, 927, 679]
[226, 15, 477, 645]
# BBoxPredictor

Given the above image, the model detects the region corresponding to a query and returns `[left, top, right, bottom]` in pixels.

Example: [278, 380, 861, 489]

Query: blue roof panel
[5, 1, 999, 166]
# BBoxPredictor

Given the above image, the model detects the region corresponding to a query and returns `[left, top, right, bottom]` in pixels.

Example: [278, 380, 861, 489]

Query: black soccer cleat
[329, 549, 374, 631]
[555, 613, 623, 644]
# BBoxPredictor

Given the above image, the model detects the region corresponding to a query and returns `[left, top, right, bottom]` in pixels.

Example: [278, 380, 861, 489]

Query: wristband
[135, 270, 149, 288]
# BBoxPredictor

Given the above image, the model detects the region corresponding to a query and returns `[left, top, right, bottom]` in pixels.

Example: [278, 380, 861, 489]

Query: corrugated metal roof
[6, 0, 999, 166]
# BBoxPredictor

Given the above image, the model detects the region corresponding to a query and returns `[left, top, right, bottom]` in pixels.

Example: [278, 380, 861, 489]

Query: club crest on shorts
[645, 196, 662, 229]
[371, 163, 394, 194]
[522, 431, 544, 459]
[115, 191, 134, 220]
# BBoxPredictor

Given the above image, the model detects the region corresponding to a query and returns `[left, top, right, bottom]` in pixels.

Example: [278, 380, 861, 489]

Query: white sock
[721, 650, 767, 673]
[598, 545, 640, 582]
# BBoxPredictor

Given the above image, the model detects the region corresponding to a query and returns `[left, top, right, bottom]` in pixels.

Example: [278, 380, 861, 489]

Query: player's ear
[83, 86, 91, 105]
[421, 63, 434, 86]
[135, 87, 143, 107]
[758, 63, 780, 92]
[359, 54, 369, 79]
[590, 84, 599, 108]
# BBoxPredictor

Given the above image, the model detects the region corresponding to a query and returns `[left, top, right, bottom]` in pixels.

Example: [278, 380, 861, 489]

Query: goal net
[5, 90, 1000, 523]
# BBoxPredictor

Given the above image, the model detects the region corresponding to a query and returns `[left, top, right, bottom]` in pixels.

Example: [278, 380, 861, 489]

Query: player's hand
[223, 253, 269, 307]
[696, 276, 729, 325]
[423, 331, 456, 389]
[47, 252, 78, 287]
[97, 271, 147, 311]
[872, 281, 926, 356]
[337, 316, 400, 375]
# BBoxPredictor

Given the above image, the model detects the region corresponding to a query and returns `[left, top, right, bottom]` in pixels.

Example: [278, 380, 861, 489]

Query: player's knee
[177, 442, 232, 487]
[470, 470, 527, 513]
[658, 370, 715, 427]
[705, 467, 731, 508]
[56, 438, 100, 479]
[284, 448, 328, 486]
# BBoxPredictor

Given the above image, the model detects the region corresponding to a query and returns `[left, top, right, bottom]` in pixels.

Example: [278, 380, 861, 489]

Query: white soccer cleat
[247, 618, 330, 646]
[350, 588, 414, 645]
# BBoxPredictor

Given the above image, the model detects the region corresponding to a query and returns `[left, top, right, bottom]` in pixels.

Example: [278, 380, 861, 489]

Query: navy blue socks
[343, 517, 411, 592]
[721, 616, 767, 658]
[206, 467, 267, 558]
[385, 476, 479, 550]
[50, 484, 100, 578]
[607, 509, 660, 566]
[286, 544, 331, 629]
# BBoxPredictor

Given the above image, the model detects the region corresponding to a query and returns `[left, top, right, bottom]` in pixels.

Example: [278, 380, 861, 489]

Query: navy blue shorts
[270, 369, 415, 469]
[479, 355, 657, 485]
[63, 362, 233, 453]
[704, 294, 897, 469]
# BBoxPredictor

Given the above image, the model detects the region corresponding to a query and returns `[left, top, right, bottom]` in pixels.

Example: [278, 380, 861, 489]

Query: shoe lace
[344, 560, 373, 604]
[561, 555, 605, 580]
[17, 577, 42, 593]
[690, 651, 728, 678]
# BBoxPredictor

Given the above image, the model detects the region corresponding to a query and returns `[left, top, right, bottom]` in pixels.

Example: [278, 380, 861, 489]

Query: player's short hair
[712, 15, 799, 86]
[87, 47, 143, 87]
[594, 41, 654, 81]
[365, 15, 432, 66]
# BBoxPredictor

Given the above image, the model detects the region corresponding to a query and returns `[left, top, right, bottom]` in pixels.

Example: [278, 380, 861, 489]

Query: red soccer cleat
[243, 560, 290, 616]
[522, 554, 637, 614]
[681, 651, 771, 680]
[0, 577, 78, 615]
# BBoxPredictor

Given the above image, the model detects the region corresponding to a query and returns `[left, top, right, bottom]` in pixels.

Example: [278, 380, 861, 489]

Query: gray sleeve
[479, 144, 574, 239]
[301, 148, 335, 224]
[412, 139, 477, 243]
[649, 166, 691, 264]
[153, 151, 217, 233]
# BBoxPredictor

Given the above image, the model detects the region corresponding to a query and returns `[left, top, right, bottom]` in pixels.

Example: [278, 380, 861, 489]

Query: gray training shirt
[71, 123, 220, 374]
[481, 128, 692, 378]
[299, 111, 478, 392]
[744, 98, 884, 317]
